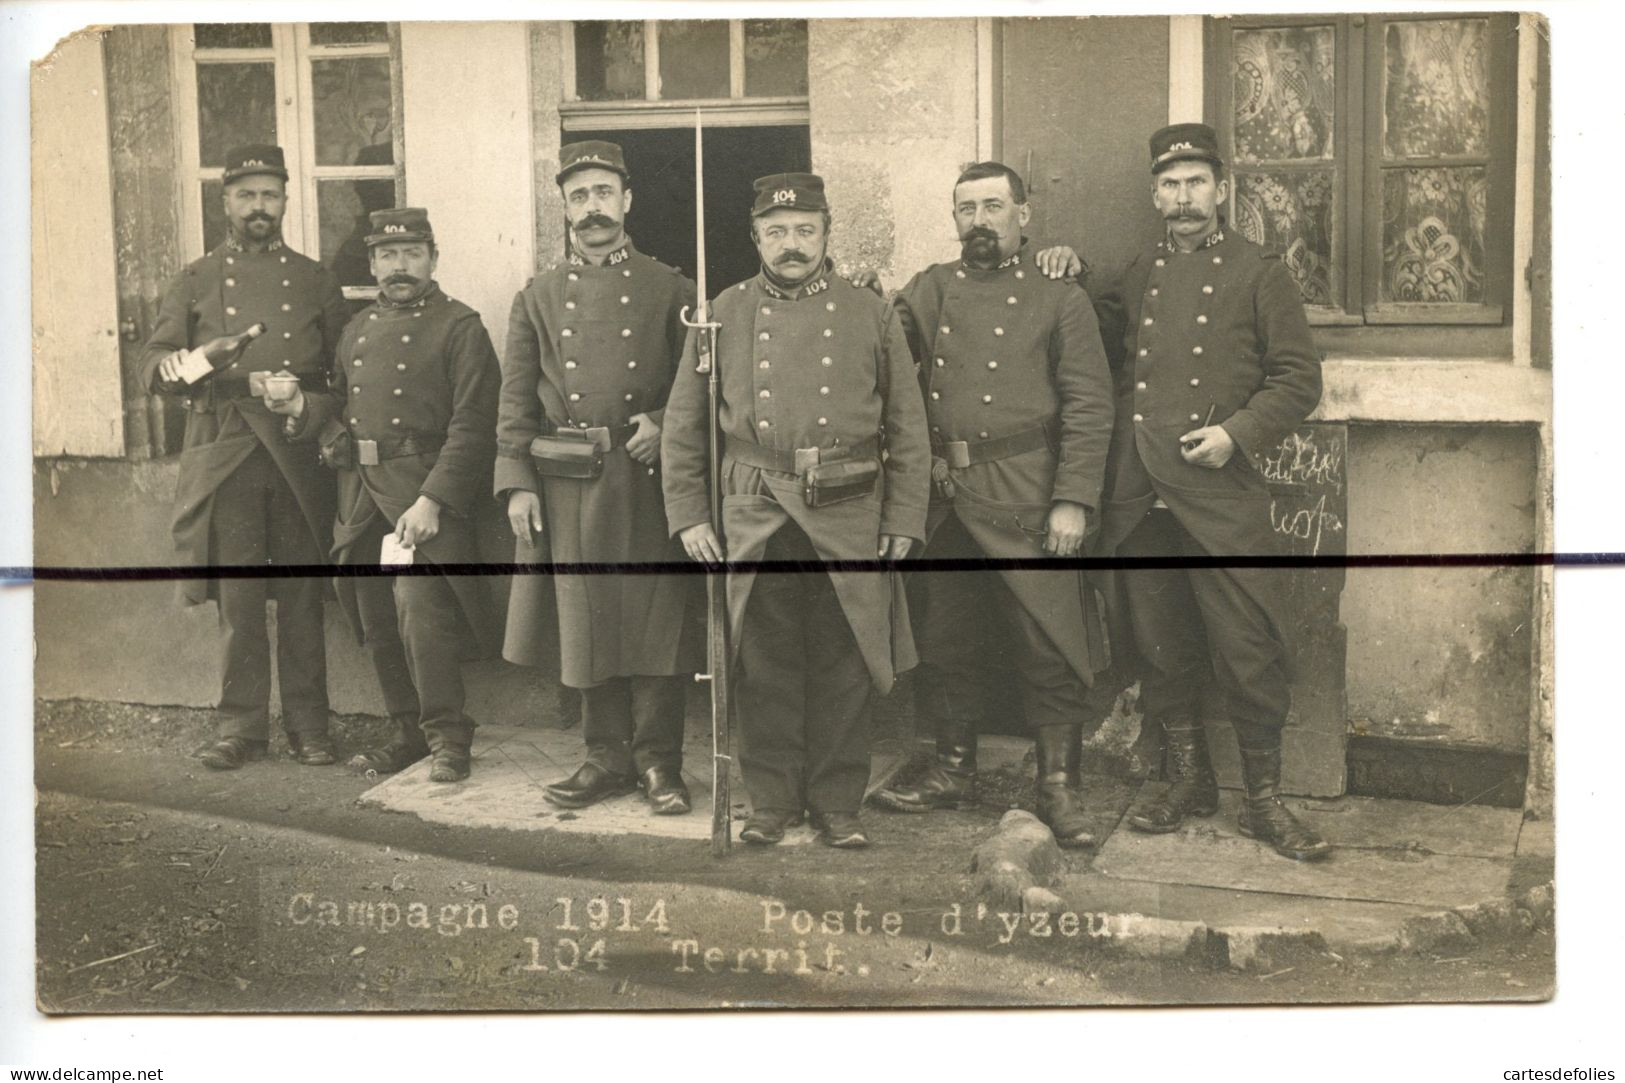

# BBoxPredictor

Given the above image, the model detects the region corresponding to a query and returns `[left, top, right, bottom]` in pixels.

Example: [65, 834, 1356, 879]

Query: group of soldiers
[143, 121, 1330, 860]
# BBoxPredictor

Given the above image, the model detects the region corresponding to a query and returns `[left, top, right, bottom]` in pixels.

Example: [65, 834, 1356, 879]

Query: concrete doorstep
[969, 781, 1555, 971]
[357, 724, 909, 848]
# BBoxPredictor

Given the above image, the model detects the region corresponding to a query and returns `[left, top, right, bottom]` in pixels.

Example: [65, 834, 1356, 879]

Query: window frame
[169, 23, 406, 300]
[1206, 13, 1516, 328]
[558, 20, 810, 130]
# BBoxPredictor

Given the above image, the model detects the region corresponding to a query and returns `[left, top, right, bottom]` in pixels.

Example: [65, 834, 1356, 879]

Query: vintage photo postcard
[28, 7, 1559, 1021]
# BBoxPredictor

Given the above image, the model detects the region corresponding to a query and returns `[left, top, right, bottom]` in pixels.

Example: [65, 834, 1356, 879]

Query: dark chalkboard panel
[1207, 422, 1350, 797]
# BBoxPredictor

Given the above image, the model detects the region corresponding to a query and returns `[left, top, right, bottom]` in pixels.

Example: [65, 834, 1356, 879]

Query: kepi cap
[222, 144, 289, 184]
[751, 172, 828, 217]
[556, 141, 629, 185]
[1149, 123, 1223, 173]
[365, 207, 435, 247]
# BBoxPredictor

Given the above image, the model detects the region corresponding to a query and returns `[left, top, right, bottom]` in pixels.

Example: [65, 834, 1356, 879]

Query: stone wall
[807, 19, 980, 284]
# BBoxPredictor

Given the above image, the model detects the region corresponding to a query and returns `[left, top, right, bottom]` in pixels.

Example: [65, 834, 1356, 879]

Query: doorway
[559, 124, 812, 292]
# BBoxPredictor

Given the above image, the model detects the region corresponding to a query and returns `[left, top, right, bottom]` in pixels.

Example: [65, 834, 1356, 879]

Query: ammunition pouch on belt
[802, 457, 881, 508]
[528, 423, 637, 480]
[724, 433, 883, 508]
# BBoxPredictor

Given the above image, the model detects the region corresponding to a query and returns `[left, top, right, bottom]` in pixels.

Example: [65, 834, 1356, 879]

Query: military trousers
[735, 520, 873, 816]
[915, 512, 1087, 736]
[1116, 508, 1291, 738]
[349, 513, 476, 749]
[580, 675, 686, 777]
[209, 444, 329, 740]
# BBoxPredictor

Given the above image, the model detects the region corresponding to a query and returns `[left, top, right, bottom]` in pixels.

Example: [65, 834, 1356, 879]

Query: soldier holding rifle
[662, 172, 930, 849]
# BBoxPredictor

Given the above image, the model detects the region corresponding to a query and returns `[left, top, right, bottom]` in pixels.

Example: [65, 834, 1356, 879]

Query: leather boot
[1237, 744, 1332, 861]
[872, 719, 977, 813]
[288, 731, 337, 766]
[199, 736, 268, 771]
[1128, 722, 1219, 833]
[543, 761, 637, 808]
[426, 724, 474, 784]
[348, 713, 430, 775]
[1034, 724, 1095, 849]
[640, 764, 692, 816]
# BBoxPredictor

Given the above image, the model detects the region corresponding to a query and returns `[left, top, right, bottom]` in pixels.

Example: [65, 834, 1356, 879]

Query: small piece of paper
[379, 535, 415, 566]
[174, 349, 216, 385]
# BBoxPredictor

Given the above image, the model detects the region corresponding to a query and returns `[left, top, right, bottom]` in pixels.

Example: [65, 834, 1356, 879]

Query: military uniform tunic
[140, 241, 349, 601]
[894, 247, 1114, 733]
[497, 243, 700, 689]
[1095, 229, 1321, 731]
[296, 284, 502, 741]
[139, 240, 348, 738]
[662, 266, 931, 690]
[662, 264, 930, 814]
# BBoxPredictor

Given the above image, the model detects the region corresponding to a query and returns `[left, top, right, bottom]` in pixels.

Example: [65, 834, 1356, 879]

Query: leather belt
[932, 419, 1058, 469]
[354, 432, 445, 466]
[552, 421, 640, 452]
[724, 433, 881, 474]
[212, 373, 326, 399]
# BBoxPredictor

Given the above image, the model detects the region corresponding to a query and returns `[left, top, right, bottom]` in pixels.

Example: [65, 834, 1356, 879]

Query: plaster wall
[1343, 425, 1538, 752]
[399, 22, 536, 360]
[33, 459, 561, 725]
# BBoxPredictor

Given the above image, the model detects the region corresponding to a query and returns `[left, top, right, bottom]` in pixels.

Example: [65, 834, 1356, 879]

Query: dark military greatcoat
[661, 265, 931, 693]
[298, 284, 502, 650]
[895, 245, 1115, 685]
[497, 242, 700, 688]
[1095, 230, 1322, 652]
[139, 241, 349, 604]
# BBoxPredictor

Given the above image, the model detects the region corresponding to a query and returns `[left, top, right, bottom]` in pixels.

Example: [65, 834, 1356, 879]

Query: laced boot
[873, 720, 977, 813]
[1237, 744, 1331, 861]
[348, 713, 430, 775]
[1033, 724, 1096, 849]
[1128, 722, 1219, 833]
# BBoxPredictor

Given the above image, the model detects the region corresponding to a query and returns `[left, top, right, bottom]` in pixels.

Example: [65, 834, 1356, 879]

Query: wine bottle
[174, 323, 267, 384]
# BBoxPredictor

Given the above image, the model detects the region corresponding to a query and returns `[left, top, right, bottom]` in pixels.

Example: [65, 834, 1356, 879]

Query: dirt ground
[34, 699, 1554, 1012]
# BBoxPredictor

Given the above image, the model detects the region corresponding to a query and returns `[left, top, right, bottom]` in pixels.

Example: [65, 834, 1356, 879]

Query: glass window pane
[1384, 19, 1489, 158]
[1233, 170, 1338, 307]
[658, 20, 729, 100]
[319, 178, 396, 289]
[201, 179, 227, 252]
[312, 57, 395, 167]
[309, 23, 390, 46]
[196, 62, 277, 168]
[193, 24, 271, 50]
[574, 22, 645, 101]
[744, 20, 808, 97]
[1232, 26, 1336, 162]
[1381, 167, 1488, 304]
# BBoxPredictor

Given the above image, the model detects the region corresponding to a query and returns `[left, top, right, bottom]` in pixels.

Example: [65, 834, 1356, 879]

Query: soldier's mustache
[774, 251, 812, 265]
[1166, 209, 1206, 219]
[576, 214, 618, 230]
[246, 213, 275, 225]
[384, 274, 419, 286]
[962, 228, 999, 244]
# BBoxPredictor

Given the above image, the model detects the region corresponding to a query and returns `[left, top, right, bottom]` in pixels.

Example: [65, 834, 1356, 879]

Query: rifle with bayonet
[678, 112, 732, 857]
